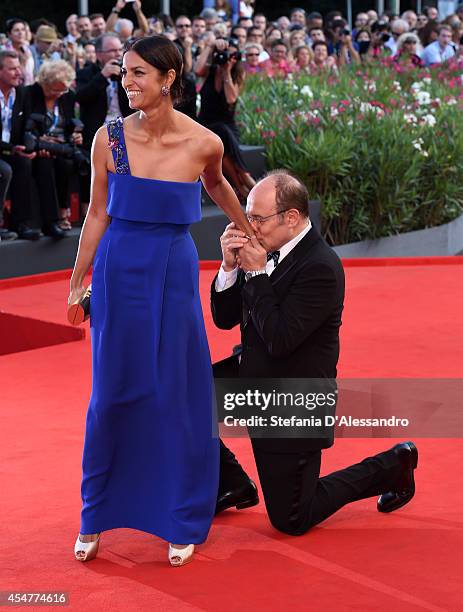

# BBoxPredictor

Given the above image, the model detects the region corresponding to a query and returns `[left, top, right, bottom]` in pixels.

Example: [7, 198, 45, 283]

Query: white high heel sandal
[168, 544, 195, 567]
[74, 534, 100, 562]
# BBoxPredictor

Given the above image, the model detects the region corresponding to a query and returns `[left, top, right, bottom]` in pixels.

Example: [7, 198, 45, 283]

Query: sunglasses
[246, 52, 259, 56]
[177, 24, 191, 28]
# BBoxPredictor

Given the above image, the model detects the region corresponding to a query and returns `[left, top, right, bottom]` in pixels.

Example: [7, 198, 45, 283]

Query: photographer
[370, 20, 393, 58]
[196, 36, 255, 200]
[76, 33, 131, 150]
[76, 33, 132, 217]
[0, 50, 40, 241]
[26, 60, 84, 237]
[329, 20, 361, 65]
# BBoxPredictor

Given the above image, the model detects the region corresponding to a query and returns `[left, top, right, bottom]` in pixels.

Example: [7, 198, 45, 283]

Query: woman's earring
[161, 85, 170, 96]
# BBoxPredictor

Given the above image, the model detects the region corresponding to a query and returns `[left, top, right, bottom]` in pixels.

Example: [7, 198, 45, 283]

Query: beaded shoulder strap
[107, 117, 131, 175]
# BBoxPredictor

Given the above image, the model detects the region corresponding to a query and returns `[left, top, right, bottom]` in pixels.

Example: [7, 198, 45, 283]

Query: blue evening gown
[79, 117, 219, 544]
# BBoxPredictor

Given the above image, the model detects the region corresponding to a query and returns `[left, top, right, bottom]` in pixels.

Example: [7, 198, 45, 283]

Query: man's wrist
[112, 8, 120, 14]
[221, 262, 237, 273]
[245, 269, 267, 282]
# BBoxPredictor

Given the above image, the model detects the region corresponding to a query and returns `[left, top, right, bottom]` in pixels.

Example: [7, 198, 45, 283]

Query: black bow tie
[267, 251, 280, 268]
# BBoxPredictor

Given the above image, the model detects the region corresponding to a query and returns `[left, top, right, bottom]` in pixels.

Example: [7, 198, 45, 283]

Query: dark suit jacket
[76, 62, 132, 148]
[0, 86, 31, 155]
[211, 224, 345, 451]
[25, 83, 77, 140]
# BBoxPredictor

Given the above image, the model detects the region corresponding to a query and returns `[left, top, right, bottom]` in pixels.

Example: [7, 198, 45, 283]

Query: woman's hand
[68, 285, 86, 307]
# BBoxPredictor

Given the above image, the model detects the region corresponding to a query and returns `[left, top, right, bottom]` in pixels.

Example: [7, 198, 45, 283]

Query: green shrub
[237, 61, 463, 244]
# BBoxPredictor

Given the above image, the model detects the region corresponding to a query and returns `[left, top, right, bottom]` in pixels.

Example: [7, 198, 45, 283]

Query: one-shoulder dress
[79, 117, 219, 544]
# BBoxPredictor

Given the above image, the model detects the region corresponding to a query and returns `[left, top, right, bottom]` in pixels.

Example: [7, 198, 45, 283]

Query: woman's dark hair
[6, 18, 27, 34]
[354, 27, 372, 42]
[418, 20, 439, 46]
[124, 35, 183, 104]
[312, 40, 328, 51]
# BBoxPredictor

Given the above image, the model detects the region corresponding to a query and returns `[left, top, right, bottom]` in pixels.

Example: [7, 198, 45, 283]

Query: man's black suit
[0, 86, 34, 230]
[76, 62, 133, 150]
[75, 63, 133, 205]
[211, 224, 405, 535]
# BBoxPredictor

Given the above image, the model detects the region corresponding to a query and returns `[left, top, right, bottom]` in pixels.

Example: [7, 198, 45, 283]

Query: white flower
[421, 114, 436, 127]
[293, 84, 299, 91]
[330, 107, 338, 118]
[300, 85, 313, 97]
[421, 150, 429, 157]
[447, 98, 457, 106]
[415, 91, 431, 105]
[411, 81, 423, 91]
[423, 77, 431, 85]
[404, 113, 417, 124]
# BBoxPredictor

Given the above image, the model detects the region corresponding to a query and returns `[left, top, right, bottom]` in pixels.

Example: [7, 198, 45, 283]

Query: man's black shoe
[377, 441, 418, 513]
[43, 223, 67, 239]
[0, 228, 18, 241]
[215, 480, 259, 515]
[17, 225, 41, 241]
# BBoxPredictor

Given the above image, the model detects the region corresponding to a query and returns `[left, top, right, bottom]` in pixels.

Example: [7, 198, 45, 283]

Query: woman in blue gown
[69, 35, 253, 567]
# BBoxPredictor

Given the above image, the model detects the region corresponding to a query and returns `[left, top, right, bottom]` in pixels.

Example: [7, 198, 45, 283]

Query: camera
[109, 59, 123, 81]
[23, 113, 90, 175]
[212, 38, 242, 65]
[341, 28, 351, 36]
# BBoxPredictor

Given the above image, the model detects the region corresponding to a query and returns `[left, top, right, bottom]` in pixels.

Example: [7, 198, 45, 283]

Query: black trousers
[219, 439, 402, 535]
[0, 158, 13, 224]
[32, 157, 74, 228]
[0, 153, 34, 230]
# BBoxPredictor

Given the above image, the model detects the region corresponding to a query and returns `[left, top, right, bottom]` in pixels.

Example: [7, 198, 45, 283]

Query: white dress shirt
[215, 220, 312, 292]
[0, 87, 16, 143]
[422, 41, 455, 66]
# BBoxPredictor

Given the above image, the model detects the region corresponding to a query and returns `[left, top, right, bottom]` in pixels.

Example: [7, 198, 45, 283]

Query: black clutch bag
[67, 285, 92, 325]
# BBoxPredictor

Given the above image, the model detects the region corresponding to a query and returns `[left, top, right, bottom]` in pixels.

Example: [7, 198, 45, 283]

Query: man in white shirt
[213, 170, 419, 531]
[385, 18, 409, 54]
[422, 25, 455, 66]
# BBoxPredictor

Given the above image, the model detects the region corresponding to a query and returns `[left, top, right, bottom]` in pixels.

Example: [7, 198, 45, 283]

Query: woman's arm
[195, 40, 214, 77]
[220, 63, 241, 104]
[69, 127, 111, 299]
[200, 134, 254, 237]
[133, 0, 149, 35]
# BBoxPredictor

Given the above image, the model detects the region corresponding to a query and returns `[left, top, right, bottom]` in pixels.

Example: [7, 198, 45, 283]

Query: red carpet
[0, 259, 462, 611]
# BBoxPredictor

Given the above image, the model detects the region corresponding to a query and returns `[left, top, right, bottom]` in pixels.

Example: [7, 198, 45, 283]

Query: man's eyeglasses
[177, 24, 191, 28]
[246, 53, 260, 56]
[246, 211, 284, 225]
[392, 31, 402, 37]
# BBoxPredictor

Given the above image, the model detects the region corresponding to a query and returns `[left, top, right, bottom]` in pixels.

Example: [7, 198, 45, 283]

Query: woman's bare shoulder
[177, 114, 223, 156]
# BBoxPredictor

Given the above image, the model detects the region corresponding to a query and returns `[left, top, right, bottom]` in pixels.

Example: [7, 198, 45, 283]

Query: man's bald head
[246, 170, 310, 252]
[250, 170, 310, 218]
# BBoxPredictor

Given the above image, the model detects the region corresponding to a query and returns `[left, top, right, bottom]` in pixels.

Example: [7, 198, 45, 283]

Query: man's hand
[114, 0, 126, 11]
[133, 0, 142, 12]
[13, 145, 36, 159]
[237, 235, 267, 272]
[220, 222, 248, 271]
[71, 131, 83, 146]
[101, 59, 121, 79]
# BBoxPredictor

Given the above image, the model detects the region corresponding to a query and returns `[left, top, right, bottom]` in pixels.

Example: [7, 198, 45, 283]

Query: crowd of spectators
[1, 1, 463, 241]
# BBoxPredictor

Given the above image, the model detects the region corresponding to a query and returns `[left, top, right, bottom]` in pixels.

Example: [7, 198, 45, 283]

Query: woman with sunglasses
[393, 32, 424, 69]
[243, 42, 263, 73]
